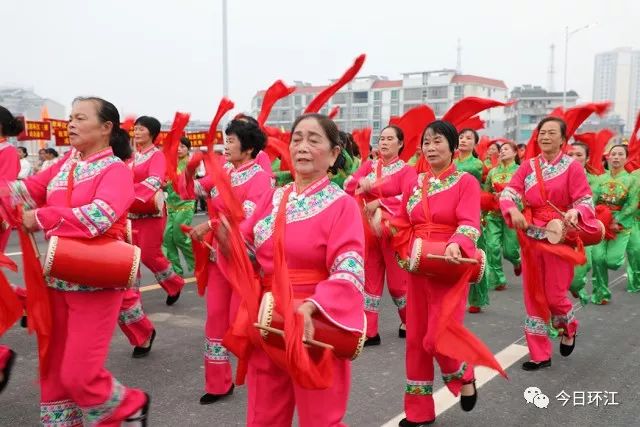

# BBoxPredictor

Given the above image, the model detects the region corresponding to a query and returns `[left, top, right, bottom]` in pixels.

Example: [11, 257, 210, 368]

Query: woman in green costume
[482, 140, 521, 291]
[625, 169, 640, 293]
[590, 145, 639, 304]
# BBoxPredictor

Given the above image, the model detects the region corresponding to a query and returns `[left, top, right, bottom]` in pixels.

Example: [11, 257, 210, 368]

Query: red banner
[16, 119, 52, 141]
[186, 131, 206, 147]
[45, 119, 70, 146]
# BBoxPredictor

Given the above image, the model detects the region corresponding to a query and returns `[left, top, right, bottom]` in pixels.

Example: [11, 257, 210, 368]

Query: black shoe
[364, 334, 381, 347]
[166, 291, 181, 306]
[125, 392, 150, 426]
[0, 350, 16, 394]
[522, 359, 551, 371]
[132, 330, 156, 358]
[399, 417, 435, 426]
[398, 324, 406, 338]
[560, 334, 576, 357]
[460, 380, 477, 412]
[20, 315, 27, 328]
[199, 384, 234, 405]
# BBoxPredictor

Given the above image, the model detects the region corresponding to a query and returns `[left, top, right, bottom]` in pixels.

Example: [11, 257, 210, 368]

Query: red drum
[257, 291, 366, 360]
[408, 239, 485, 285]
[545, 218, 605, 247]
[44, 236, 141, 288]
[129, 191, 164, 215]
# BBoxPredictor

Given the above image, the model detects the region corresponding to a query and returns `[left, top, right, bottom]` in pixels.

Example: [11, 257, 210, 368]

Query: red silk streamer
[258, 81, 296, 127]
[442, 97, 514, 129]
[162, 112, 191, 182]
[351, 128, 372, 161]
[455, 115, 485, 132]
[271, 186, 333, 389]
[573, 129, 614, 175]
[328, 106, 340, 120]
[264, 137, 294, 172]
[204, 98, 235, 151]
[179, 224, 212, 296]
[475, 136, 492, 161]
[390, 105, 436, 162]
[304, 54, 366, 113]
[524, 102, 611, 160]
[120, 115, 136, 132]
[0, 253, 21, 337]
[625, 112, 640, 172]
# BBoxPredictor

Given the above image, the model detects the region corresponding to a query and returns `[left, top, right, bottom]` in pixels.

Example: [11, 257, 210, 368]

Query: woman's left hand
[297, 302, 317, 343]
[564, 209, 579, 227]
[444, 242, 462, 264]
[364, 200, 381, 217]
[22, 210, 40, 232]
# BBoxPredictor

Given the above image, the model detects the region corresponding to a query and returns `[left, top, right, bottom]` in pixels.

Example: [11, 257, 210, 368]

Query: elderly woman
[344, 124, 416, 345]
[184, 118, 273, 405]
[221, 113, 365, 426]
[4, 97, 149, 425]
[500, 117, 599, 371]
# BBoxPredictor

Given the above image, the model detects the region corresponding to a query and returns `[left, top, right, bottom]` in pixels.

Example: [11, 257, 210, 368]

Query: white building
[251, 70, 509, 146]
[593, 47, 640, 134]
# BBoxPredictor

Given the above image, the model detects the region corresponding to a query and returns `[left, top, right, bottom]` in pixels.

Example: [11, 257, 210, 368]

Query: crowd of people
[0, 86, 638, 427]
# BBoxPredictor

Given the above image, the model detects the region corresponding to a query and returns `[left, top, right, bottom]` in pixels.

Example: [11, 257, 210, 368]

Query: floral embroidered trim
[499, 186, 523, 206]
[364, 292, 381, 311]
[524, 155, 572, 193]
[442, 362, 467, 383]
[134, 147, 159, 166]
[525, 226, 547, 240]
[46, 277, 98, 292]
[204, 338, 229, 362]
[41, 399, 84, 427]
[392, 295, 407, 309]
[9, 180, 37, 210]
[154, 267, 175, 284]
[141, 176, 162, 192]
[455, 225, 480, 245]
[72, 207, 98, 236]
[405, 379, 433, 395]
[365, 159, 406, 181]
[82, 379, 125, 424]
[330, 251, 365, 291]
[47, 156, 122, 193]
[551, 307, 576, 327]
[119, 301, 145, 325]
[572, 195, 595, 211]
[78, 202, 113, 235]
[524, 315, 548, 336]
[330, 250, 364, 273]
[328, 272, 364, 294]
[231, 164, 263, 187]
[406, 171, 465, 215]
[253, 182, 346, 249]
[94, 199, 117, 221]
[243, 200, 256, 218]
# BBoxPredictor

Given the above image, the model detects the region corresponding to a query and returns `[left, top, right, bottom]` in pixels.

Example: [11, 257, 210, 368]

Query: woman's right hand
[509, 208, 528, 230]
[189, 221, 212, 242]
[357, 178, 373, 194]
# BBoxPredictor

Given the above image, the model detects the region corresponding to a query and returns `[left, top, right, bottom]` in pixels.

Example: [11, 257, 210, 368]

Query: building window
[391, 90, 399, 101]
[404, 88, 422, 101]
[333, 93, 347, 104]
[390, 105, 399, 116]
[373, 120, 381, 130]
[373, 106, 381, 116]
[353, 91, 368, 103]
[433, 102, 448, 116]
[275, 97, 291, 107]
[454, 86, 463, 98]
[294, 95, 302, 107]
[373, 91, 382, 101]
[403, 103, 420, 113]
[351, 106, 369, 119]
[428, 86, 448, 99]
[306, 94, 314, 104]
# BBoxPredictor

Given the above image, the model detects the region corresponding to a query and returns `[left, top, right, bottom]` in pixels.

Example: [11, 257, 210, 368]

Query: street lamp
[563, 24, 593, 108]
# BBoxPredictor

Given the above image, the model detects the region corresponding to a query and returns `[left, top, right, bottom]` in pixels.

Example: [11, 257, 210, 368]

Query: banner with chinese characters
[16, 119, 52, 141]
[45, 119, 70, 146]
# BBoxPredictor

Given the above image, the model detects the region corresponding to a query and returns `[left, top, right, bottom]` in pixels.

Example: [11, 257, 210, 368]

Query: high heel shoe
[460, 379, 477, 412]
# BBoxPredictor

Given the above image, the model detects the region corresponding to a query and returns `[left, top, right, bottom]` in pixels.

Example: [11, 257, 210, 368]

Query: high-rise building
[504, 85, 579, 143]
[251, 70, 509, 146]
[0, 86, 65, 120]
[593, 47, 640, 133]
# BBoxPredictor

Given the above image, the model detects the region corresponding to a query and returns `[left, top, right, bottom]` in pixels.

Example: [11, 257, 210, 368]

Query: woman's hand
[564, 209, 579, 228]
[188, 221, 212, 242]
[444, 242, 462, 264]
[216, 214, 231, 257]
[297, 302, 317, 343]
[22, 210, 40, 232]
[610, 221, 622, 233]
[509, 208, 528, 230]
[357, 178, 374, 194]
[364, 200, 381, 217]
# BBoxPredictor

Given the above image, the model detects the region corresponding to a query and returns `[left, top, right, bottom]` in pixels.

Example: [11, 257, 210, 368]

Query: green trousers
[570, 246, 592, 306]
[163, 206, 195, 276]
[626, 222, 640, 293]
[468, 230, 490, 308]
[483, 214, 521, 288]
[591, 231, 631, 304]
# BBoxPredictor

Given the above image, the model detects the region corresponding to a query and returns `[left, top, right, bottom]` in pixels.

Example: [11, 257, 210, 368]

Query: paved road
[1, 221, 638, 426]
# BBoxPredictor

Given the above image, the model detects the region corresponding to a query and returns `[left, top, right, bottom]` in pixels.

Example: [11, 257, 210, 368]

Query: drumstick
[546, 201, 588, 233]
[527, 224, 561, 235]
[253, 323, 335, 351]
[426, 254, 478, 264]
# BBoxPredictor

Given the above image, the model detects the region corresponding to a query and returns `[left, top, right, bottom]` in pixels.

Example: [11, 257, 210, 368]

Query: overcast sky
[2, 0, 638, 121]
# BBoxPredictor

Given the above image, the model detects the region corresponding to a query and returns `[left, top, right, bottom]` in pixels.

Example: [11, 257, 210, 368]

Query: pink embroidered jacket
[0, 142, 20, 181]
[9, 147, 134, 291]
[499, 153, 597, 240]
[242, 177, 366, 334]
[128, 144, 165, 219]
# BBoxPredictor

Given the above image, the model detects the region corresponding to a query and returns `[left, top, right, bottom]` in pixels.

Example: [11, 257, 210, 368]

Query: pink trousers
[40, 289, 146, 426]
[404, 275, 475, 423]
[0, 344, 11, 371]
[132, 217, 184, 296]
[364, 236, 408, 337]
[246, 347, 351, 426]
[522, 250, 579, 362]
[118, 288, 155, 347]
[204, 262, 239, 394]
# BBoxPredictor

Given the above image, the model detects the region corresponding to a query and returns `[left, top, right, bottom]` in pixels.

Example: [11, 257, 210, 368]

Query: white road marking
[5, 251, 22, 257]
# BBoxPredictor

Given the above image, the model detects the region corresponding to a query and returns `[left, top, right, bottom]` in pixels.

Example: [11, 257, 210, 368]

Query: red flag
[442, 97, 514, 129]
[305, 54, 366, 113]
[0, 254, 21, 337]
[390, 105, 436, 161]
[351, 128, 372, 162]
[204, 98, 235, 151]
[455, 115, 485, 132]
[625, 111, 640, 172]
[120, 115, 136, 132]
[258, 81, 296, 127]
[162, 112, 191, 182]
[328, 106, 340, 120]
[573, 129, 614, 175]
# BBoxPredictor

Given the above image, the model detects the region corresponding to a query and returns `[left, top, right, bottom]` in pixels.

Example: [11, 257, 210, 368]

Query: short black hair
[422, 120, 458, 154]
[537, 117, 567, 140]
[44, 148, 59, 157]
[17, 146, 28, 156]
[134, 115, 162, 141]
[608, 144, 628, 156]
[180, 136, 191, 150]
[570, 142, 590, 158]
[459, 128, 479, 144]
[0, 105, 24, 137]
[225, 119, 266, 158]
[380, 125, 405, 155]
